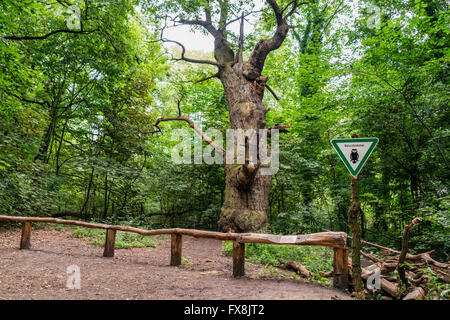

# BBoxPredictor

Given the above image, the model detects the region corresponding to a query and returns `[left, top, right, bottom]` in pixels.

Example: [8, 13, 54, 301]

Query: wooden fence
[0, 215, 349, 289]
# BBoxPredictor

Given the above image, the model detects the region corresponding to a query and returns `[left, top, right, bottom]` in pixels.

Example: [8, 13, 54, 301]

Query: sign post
[330, 135, 378, 299]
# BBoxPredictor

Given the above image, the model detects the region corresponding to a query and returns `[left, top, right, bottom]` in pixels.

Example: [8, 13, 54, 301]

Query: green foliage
[222, 241, 333, 285]
[417, 266, 450, 300]
[0, 0, 448, 273]
[71, 227, 158, 249]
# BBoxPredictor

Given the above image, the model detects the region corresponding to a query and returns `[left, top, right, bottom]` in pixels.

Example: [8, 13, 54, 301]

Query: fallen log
[320, 271, 333, 278]
[403, 287, 425, 300]
[435, 269, 450, 284]
[405, 251, 449, 270]
[279, 258, 315, 277]
[381, 278, 401, 299]
[361, 264, 401, 299]
[361, 250, 383, 264]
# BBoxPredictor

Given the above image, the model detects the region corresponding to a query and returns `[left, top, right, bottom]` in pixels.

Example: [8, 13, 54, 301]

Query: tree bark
[20, 222, 32, 250]
[103, 229, 116, 257]
[170, 234, 183, 266]
[232, 241, 245, 277]
[217, 65, 271, 232]
[332, 247, 349, 289]
[157, 1, 304, 233]
[348, 175, 364, 299]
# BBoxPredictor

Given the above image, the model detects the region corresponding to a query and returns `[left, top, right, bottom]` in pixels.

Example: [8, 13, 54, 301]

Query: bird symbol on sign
[350, 149, 359, 164]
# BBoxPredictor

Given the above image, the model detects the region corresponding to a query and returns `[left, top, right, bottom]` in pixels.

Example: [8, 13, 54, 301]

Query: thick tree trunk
[217, 65, 271, 233]
[157, 0, 299, 232]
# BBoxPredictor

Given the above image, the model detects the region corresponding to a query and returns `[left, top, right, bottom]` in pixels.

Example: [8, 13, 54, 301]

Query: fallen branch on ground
[279, 258, 315, 277]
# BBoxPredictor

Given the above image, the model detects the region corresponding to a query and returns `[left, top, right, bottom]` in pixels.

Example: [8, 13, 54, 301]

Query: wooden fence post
[170, 234, 183, 266]
[333, 247, 348, 289]
[232, 241, 245, 277]
[20, 221, 32, 250]
[103, 228, 116, 257]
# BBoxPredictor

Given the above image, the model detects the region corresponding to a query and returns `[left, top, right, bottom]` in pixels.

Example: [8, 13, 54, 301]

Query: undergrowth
[222, 241, 334, 286]
[52, 224, 159, 249]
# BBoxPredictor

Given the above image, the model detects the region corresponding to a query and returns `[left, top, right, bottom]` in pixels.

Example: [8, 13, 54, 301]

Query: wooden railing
[0, 215, 349, 289]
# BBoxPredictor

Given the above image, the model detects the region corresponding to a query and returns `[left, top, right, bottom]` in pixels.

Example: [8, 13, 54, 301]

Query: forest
[0, 0, 448, 299]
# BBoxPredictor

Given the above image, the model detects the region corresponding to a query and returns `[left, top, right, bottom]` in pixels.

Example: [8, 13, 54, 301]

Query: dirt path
[0, 225, 353, 300]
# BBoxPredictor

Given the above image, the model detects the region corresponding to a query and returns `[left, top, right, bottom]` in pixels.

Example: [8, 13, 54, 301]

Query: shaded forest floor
[0, 225, 352, 300]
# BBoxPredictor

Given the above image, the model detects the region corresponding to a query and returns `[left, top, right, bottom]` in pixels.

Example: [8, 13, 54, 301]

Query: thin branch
[2, 28, 98, 41]
[243, 0, 309, 79]
[284, 1, 309, 20]
[6, 91, 47, 107]
[265, 84, 280, 101]
[354, 69, 449, 169]
[162, 38, 221, 67]
[154, 116, 226, 155]
[219, 10, 261, 32]
[317, 0, 344, 39]
[175, 12, 221, 40]
[189, 73, 220, 84]
[176, 90, 184, 116]
[235, 12, 245, 65]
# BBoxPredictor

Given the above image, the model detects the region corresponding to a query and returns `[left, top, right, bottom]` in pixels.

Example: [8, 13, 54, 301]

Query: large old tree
[148, 0, 306, 232]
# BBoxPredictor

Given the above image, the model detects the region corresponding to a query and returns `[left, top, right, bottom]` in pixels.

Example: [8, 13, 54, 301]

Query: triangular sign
[331, 138, 379, 177]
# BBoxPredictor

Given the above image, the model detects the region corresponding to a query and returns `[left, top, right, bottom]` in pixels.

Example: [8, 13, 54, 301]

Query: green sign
[331, 138, 379, 177]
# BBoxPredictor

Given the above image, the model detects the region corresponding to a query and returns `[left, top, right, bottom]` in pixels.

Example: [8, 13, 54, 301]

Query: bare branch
[154, 116, 226, 155]
[267, 123, 290, 136]
[2, 28, 98, 41]
[219, 10, 261, 32]
[235, 12, 245, 66]
[176, 10, 222, 40]
[243, 0, 309, 80]
[176, 91, 184, 116]
[162, 38, 222, 67]
[284, 1, 309, 20]
[265, 84, 280, 101]
[5, 90, 48, 107]
[267, 0, 283, 25]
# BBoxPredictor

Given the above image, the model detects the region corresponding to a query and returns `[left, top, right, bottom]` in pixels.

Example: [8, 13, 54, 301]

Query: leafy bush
[222, 241, 333, 285]
[71, 227, 158, 249]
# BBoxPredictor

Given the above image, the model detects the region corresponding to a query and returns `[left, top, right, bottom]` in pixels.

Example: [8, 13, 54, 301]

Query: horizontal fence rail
[0, 215, 349, 289]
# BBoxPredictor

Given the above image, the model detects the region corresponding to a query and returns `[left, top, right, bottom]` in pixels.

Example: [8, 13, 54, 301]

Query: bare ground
[0, 224, 353, 300]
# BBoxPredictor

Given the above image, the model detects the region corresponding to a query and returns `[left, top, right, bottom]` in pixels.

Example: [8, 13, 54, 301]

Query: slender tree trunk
[81, 167, 95, 218]
[348, 175, 364, 299]
[34, 106, 58, 163]
[103, 172, 108, 219]
[55, 119, 69, 175]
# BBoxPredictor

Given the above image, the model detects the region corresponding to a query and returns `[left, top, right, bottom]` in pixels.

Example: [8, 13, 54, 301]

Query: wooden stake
[170, 234, 182, 266]
[232, 241, 245, 277]
[103, 228, 116, 257]
[333, 247, 349, 289]
[20, 221, 32, 250]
